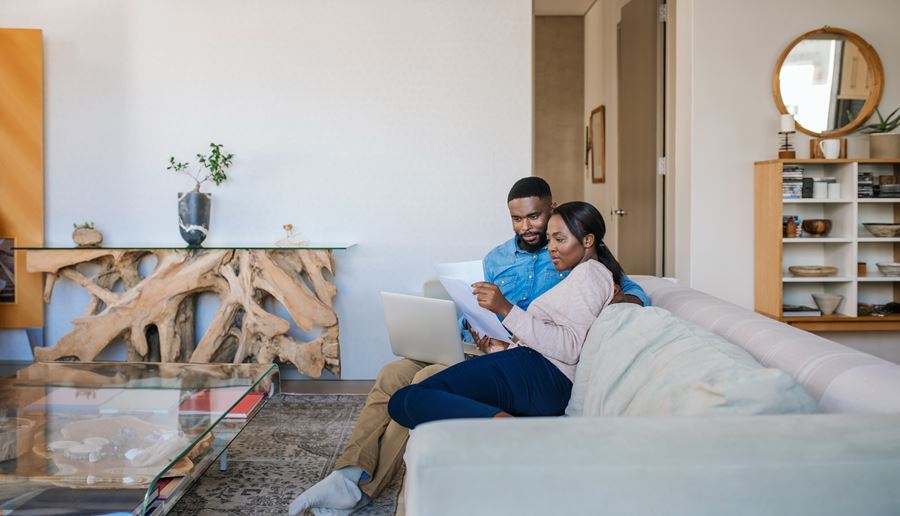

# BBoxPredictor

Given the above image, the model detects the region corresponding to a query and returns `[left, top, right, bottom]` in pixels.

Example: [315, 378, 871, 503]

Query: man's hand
[471, 282, 514, 318]
[609, 284, 644, 306]
[609, 284, 626, 304]
[623, 294, 644, 306]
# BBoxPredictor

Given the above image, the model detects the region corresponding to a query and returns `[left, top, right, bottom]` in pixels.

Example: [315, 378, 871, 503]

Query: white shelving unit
[755, 159, 900, 331]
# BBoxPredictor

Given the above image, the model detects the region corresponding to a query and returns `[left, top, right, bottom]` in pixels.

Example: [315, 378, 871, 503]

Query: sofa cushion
[566, 304, 818, 417]
[635, 276, 900, 414]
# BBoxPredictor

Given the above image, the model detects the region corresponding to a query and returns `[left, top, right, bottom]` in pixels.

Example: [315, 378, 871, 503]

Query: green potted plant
[860, 107, 900, 158]
[167, 142, 235, 246]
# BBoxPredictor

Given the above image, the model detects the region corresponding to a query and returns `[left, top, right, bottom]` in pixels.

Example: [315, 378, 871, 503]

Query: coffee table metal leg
[219, 450, 228, 471]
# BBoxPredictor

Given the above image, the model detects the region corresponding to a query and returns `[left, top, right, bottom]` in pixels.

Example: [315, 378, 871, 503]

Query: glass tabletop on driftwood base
[0, 361, 279, 515]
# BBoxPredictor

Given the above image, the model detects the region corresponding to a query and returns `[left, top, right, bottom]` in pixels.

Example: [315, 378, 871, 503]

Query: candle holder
[778, 130, 796, 159]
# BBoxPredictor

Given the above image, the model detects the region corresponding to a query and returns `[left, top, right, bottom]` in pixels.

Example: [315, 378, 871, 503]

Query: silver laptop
[380, 292, 481, 366]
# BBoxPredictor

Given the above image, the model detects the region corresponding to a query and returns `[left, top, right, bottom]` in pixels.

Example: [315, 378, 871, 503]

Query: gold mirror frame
[772, 26, 884, 138]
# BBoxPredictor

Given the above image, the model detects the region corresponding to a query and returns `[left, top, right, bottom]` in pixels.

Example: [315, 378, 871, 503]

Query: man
[289, 177, 648, 516]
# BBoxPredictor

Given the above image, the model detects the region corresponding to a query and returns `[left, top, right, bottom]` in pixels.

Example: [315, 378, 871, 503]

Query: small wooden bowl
[789, 265, 838, 277]
[801, 219, 832, 237]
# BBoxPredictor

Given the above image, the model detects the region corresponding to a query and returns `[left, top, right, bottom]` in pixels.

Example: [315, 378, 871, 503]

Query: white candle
[780, 114, 795, 133]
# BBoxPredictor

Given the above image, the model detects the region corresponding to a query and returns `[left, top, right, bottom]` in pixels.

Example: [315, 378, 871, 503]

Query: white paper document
[435, 260, 512, 344]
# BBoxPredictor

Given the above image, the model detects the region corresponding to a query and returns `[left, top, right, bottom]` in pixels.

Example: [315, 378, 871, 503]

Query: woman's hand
[467, 322, 510, 354]
[475, 335, 510, 354]
[471, 282, 514, 318]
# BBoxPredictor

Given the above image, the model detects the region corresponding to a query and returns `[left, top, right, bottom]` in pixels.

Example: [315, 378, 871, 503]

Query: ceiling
[534, 0, 596, 16]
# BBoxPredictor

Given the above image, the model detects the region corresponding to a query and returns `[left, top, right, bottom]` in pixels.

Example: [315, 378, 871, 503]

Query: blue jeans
[387, 347, 572, 429]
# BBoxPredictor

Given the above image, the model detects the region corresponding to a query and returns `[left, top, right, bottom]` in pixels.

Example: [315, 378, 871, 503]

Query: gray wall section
[534, 16, 585, 203]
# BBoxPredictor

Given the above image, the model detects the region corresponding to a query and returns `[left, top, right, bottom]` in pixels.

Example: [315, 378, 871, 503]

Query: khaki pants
[334, 358, 446, 499]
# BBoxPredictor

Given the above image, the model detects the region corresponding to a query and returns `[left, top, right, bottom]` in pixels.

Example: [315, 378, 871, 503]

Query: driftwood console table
[21, 244, 353, 378]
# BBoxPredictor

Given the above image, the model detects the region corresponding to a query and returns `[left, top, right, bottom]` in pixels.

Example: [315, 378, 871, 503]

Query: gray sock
[288, 467, 364, 515]
[310, 494, 371, 516]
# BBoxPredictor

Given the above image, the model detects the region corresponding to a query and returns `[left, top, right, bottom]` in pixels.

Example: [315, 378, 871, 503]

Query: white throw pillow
[566, 304, 818, 417]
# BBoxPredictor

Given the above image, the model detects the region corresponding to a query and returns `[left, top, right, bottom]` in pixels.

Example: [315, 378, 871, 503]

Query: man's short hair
[507, 177, 552, 203]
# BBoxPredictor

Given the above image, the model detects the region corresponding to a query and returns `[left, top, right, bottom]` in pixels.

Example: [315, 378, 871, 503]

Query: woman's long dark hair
[552, 201, 624, 285]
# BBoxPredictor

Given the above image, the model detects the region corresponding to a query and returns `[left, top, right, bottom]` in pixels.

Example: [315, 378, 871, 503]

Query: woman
[388, 201, 623, 428]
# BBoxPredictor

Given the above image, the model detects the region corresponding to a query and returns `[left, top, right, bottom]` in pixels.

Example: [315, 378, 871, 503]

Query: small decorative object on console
[72, 222, 102, 247]
[167, 142, 236, 247]
[275, 223, 309, 246]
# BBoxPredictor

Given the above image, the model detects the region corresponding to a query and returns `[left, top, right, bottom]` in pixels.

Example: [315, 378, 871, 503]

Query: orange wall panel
[0, 28, 44, 328]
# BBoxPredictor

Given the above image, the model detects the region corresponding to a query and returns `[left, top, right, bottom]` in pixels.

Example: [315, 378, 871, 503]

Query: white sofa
[403, 277, 900, 516]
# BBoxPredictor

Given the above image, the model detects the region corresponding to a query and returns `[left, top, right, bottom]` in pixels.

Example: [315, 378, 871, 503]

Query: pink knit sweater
[501, 259, 614, 381]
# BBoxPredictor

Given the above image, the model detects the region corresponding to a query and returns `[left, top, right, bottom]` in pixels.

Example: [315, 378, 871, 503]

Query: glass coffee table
[0, 361, 279, 515]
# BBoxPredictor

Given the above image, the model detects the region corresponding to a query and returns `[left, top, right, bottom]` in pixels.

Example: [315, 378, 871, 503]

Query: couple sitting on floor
[289, 177, 649, 515]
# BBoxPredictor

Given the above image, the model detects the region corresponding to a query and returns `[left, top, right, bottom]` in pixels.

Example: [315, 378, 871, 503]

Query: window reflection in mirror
[779, 36, 869, 134]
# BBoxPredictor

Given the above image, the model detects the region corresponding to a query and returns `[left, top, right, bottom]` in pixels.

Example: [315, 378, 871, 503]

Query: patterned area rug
[171, 394, 401, 516]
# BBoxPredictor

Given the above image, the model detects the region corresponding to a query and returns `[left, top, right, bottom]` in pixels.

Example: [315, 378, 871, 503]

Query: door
[616, 0, 663, 275]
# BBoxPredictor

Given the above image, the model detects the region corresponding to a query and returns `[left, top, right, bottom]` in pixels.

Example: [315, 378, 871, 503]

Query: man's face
[508, 196, 553, 252]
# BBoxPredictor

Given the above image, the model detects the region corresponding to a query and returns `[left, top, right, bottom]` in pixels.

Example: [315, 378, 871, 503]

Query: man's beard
[518, 232, 548, 253]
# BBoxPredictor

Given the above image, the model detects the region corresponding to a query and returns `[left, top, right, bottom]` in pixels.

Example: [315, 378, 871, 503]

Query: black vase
[178, 191, 211, 247]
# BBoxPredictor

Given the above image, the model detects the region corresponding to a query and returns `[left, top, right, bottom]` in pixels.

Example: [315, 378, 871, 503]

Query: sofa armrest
[404, 415, 900, 516]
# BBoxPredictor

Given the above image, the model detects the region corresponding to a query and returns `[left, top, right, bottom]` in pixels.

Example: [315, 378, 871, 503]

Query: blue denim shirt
[483, 236, 567, 311]
[462, 236, 650, 340]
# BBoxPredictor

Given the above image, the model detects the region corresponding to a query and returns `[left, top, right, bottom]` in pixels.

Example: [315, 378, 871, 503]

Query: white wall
[1, 0, 533, 378]
[676, 0, 900, 350]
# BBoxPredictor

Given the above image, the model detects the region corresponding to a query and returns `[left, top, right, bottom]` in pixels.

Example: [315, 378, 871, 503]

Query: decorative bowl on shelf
[801, 219, 832, 237]
[862, 223, 900, 238]
[788, 265, 838, 277]
[876, 262, 900, 277]
[811, 293, 843, 316]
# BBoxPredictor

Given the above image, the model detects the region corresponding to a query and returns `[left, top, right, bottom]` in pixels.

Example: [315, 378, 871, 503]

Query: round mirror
[773, 27, 883, 137]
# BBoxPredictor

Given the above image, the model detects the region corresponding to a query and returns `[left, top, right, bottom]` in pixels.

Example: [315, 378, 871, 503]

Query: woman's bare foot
[493, 411, 513, 418]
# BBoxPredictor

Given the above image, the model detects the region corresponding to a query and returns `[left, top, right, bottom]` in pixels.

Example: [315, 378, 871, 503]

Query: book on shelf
[782, 305, 822, 317]
[782, 165, 805, 199]
[224, 391, 266, 419]
[155, 475, 189, 500]
[858, 172, 874, 198]
[179, 389, 265, 419]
